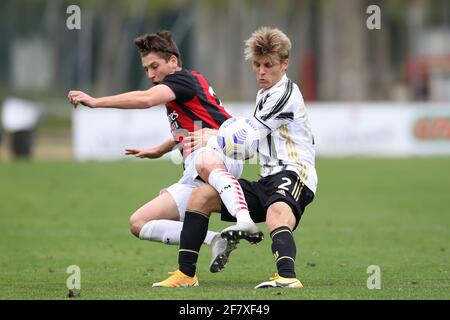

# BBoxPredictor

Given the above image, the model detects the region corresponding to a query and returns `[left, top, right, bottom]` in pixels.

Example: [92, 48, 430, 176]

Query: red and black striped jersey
[161, 69, 232, 143]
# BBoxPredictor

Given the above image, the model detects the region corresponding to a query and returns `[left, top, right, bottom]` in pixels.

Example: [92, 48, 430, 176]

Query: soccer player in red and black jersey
[69, 31, 229, 155]
[68, 30, 261, 271]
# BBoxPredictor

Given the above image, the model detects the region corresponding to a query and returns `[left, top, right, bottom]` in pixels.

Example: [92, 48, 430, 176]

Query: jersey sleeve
[254, 80, 296, 132]
[161, 72, 196, 102]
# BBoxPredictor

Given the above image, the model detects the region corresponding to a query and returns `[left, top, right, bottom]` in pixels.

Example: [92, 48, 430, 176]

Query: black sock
[270, 226, 297, 278]
[178, 210, 209, 277]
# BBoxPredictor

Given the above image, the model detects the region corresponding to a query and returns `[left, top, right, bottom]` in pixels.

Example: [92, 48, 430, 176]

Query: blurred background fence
[0, 0, 449, 160]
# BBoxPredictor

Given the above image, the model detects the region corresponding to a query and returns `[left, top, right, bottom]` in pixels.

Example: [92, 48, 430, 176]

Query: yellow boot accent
[254, 273, 303, 289]
[152, 270, 199, 288]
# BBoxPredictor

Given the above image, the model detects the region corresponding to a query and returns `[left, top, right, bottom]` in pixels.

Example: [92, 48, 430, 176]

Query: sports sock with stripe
[270, 226, 297, 278]
[179, 210, 210, 277]
[208, 168, 254, 224]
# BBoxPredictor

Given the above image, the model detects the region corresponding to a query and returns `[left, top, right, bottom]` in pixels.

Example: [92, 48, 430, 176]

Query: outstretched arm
[125, 139, 177, 159]
[68, 84, 176, 109]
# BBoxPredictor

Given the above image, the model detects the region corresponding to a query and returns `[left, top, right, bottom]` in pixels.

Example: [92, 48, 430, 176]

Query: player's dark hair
[134, 30, 182, 67]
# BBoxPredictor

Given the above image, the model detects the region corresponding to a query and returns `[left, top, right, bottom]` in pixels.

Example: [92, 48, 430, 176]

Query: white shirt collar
[258, 74, 288, 96]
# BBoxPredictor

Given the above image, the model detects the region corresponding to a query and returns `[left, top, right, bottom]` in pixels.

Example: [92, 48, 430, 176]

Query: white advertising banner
[72, 103, 450, 160]
[307, 102, 450, 156]
[72, 104, 252, 161]
[73, 107, 172, 160]
[308, 104, 411, 156]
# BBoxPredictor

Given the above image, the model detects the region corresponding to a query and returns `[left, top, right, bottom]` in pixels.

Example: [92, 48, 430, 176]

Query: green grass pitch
[0, 158, 449, 299]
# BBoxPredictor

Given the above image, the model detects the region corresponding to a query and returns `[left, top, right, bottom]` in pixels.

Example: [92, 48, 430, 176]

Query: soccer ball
[217, 116, 258, 160]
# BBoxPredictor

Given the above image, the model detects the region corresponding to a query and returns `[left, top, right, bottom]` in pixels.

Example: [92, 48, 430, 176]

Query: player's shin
[138, 219, 218, 246]
[271, 226, 297, 278]
[208, 168, 253, 224]
[209, 168, 264, 243]
[139, 219, 183, 244]
[178, 210, 210, 277]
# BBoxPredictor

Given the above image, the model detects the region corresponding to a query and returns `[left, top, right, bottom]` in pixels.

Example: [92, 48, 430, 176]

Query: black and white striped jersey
[252, 74, 318, 194]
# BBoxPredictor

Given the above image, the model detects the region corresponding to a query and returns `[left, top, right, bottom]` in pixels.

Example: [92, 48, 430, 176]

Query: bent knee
[195, 151, 225, 181]
[265, 213, 281, 231]
[129, 214, 146, 238]
[266, 202, 296, 231]
[196, 163, 211, 182]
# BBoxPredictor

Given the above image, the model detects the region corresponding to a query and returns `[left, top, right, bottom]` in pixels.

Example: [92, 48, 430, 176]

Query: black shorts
[220, 170, 315, 230]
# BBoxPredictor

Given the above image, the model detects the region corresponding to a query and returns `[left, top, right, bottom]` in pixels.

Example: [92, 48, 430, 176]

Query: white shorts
[160, 138, 243, 221]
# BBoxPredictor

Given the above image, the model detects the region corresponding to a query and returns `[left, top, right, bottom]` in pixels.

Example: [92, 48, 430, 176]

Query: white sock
[139, 220, 181, 245]
[204, 231, 220, 245]
[139, 220, 218, 245]
[208, 168, 254, 224]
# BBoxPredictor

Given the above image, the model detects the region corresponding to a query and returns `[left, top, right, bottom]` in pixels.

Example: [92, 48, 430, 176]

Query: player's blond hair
[244, 27, 291, 62]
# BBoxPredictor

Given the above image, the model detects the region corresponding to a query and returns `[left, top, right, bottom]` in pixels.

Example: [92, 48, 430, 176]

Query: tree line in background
[0, 0, 448, 102]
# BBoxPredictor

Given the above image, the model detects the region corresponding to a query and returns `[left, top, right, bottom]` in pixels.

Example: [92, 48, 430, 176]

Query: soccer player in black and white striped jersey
[153, 27, 317, 289]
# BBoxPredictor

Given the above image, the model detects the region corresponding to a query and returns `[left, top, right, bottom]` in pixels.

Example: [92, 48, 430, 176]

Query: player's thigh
[263, 171, 308, 231]
[130, 192, 180, 224]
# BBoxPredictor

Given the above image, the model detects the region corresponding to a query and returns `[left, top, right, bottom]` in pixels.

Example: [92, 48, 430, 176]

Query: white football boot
[220, 221, 264, 244]
[209, 234, 237, 273]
